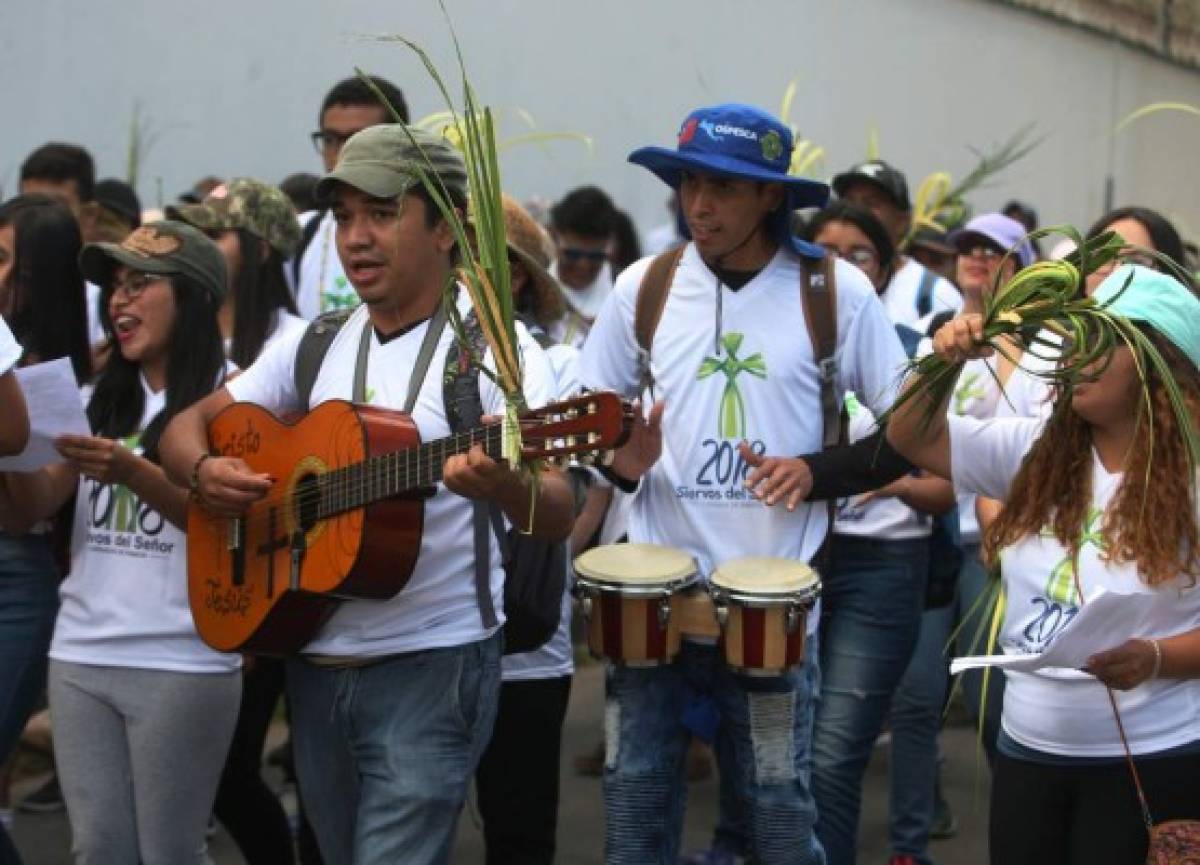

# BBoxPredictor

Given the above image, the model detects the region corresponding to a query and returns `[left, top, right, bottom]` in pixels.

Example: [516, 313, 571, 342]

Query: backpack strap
[293, 308, 354, 409]
[634, 246, 686, 397]
[292, 208, 328, 289]
[915, 267, 937, 319]
[801, 255, 841, 450]
[442, 310, 500, 631]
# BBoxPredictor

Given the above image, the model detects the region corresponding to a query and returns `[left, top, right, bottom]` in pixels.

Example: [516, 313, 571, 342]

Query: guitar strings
[220, 417, 604, 538]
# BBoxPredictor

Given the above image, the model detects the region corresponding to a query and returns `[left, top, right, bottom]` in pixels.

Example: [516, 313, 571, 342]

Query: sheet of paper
[0, 358, 88, 471]
[950, 587, 1179, 675]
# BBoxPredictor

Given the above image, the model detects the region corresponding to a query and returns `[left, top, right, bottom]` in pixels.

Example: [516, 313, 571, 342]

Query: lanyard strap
[353, 302, 449, 411]
[1070, 553, 1155, 831]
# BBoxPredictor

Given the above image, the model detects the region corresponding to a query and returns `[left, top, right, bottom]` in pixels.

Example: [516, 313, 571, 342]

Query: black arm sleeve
[801, 427, 914, 502]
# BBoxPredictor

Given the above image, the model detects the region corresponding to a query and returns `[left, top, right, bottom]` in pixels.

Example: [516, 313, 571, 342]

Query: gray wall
[2, 0, 1198, 239]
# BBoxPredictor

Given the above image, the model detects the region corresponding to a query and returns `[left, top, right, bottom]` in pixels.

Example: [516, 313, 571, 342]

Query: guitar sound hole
[294, 473, 321, 531]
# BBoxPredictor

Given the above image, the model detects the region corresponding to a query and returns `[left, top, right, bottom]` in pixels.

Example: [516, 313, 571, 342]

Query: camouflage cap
[79, 220, 227, 302]
[314, 124, 468, 205]
[166, 178, 301, 256]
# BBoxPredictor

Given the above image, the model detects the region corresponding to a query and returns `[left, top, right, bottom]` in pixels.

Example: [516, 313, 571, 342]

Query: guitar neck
[316, 422, 504, 520]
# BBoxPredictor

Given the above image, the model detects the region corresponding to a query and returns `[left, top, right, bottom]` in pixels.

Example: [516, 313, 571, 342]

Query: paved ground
[10, 661, 989, 864]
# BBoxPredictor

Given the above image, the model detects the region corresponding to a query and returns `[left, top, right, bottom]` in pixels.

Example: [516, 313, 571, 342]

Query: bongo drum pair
[573, 543, 820, 676]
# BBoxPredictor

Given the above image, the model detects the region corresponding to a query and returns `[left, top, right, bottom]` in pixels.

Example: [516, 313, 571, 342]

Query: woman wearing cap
[169, 178, 306, 369]
[888, 265, 1200, 863]
[801, 202, 957, 865]
[0, 221, 239, 864]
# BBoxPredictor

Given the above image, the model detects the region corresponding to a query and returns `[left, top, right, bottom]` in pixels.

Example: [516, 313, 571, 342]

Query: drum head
[574, 543, 697, 588]
[710, 557, 819, 597]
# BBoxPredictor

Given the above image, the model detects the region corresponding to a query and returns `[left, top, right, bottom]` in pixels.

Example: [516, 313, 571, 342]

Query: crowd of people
[0, 68, 1198, 865]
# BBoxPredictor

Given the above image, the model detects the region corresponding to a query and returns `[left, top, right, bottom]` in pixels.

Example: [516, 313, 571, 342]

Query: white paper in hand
[0, 358, 88, 471]
[950, 587, 1178, 675]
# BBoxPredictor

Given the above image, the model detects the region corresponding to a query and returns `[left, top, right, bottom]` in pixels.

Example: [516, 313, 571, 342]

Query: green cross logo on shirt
[1043, 506, 1105, 605]
[696, 332, 767, 439]
[953, 370, 986, 416]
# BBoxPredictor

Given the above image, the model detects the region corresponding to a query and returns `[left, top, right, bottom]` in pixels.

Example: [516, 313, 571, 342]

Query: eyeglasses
[960, 245, 1005, 263]
[110, 272, 165, 300]
[310, 129, 358, 154]
[820, 244, 878, 269]
[559, 247, 608, 264]
[1117, 250, 1158, 269]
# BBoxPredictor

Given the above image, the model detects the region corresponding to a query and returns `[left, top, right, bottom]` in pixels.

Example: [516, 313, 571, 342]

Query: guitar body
[187, 400, 423, 655]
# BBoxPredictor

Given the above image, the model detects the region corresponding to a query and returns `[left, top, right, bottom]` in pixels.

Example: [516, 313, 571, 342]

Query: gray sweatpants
[49, 660, 241, 865]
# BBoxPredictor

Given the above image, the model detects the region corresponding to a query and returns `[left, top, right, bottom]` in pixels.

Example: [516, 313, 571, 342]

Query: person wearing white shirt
[161, 126, 574, 865]
[290, 75, 411, 320]
[2, 220, 239, 864]
[547, 186, 620, 348]
[832, 159, 962, 332]
[169, 178, 307, 374]
[581, 103, 907, 865]
[804, 201, 957, 865]
[888, 264, 1200, 864]
[473, 196, 585, 865]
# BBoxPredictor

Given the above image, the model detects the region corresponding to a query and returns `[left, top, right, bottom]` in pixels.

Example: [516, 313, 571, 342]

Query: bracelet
[1143, 638, 1163, 680]
[189, 452, 214, 494]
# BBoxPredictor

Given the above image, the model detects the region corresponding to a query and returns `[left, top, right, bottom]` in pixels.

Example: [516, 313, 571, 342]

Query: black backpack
[443, 311, 570, 655]
[293, 308, 569, 655]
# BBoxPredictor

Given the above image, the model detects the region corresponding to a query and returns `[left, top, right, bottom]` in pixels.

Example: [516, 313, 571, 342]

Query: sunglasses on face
[960, 245, 1005, 263]
[559, 247, 608, 264]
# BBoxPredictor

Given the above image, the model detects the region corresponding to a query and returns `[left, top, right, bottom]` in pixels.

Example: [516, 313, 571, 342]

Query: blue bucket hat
[628, 103, 829, 258]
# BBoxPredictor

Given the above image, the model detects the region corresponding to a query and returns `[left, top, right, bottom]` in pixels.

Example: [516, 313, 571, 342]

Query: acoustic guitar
[188, 392, 632, 655]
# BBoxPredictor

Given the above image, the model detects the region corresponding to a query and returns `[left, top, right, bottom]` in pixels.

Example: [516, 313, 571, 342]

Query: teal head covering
[1093, 264, 1200, 372]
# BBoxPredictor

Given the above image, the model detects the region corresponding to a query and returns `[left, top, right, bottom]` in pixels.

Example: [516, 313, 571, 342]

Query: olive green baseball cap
[167, 178, 301, 256]
[79, 220, 228, 302]
[314, 124, 468, 205]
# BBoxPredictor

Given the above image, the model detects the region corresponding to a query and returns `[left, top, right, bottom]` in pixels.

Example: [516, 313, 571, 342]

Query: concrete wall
[2, 0, 1198, 240]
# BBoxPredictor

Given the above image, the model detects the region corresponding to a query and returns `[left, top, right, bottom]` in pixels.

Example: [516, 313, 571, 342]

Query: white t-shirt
[580, 245, 906, 633]
[882, 259, 961, 332]
[948, 357, 1007, 543]
[834, 392, 929, 541]
[226, 294, 556, 657]
[224, 310, 309, 361]
[949, 414, 1200, 756]
[50, 377, 240, 674]
[501, 342, 581, 682]
[292, 210, 359, 320]
[0, 317, 20, 374]
[548, 261, 613, 349]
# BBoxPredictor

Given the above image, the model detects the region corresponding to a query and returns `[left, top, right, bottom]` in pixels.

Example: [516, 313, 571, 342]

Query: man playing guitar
[161, 124, 575, 865]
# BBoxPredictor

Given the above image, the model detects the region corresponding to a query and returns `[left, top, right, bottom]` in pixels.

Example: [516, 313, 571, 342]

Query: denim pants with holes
[285, 632, 502, 865]
[602, 638, 824, 865]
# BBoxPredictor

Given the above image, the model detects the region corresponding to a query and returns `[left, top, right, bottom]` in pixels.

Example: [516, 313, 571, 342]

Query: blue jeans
[285, 633, 502, 865]
[0, 533, 60, 865]
[603, 640, 823, 865]
[812, 535, 928, 865]
[888, 601, 955, 865]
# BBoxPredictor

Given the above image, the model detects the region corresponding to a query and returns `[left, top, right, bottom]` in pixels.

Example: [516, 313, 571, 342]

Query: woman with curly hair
[888, 263, 1200, 864]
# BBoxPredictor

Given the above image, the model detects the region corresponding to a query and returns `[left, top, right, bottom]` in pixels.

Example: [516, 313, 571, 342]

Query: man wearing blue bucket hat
[580, 103, 908, 864]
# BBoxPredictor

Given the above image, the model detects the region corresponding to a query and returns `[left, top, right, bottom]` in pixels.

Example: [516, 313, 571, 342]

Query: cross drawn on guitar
[187, 392, 635, 655]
